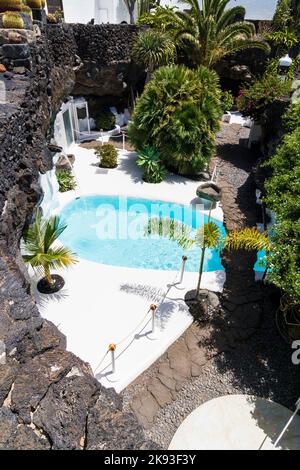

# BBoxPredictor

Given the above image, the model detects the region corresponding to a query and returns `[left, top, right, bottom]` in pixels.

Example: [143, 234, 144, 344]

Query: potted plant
[23, 211, 78, 294]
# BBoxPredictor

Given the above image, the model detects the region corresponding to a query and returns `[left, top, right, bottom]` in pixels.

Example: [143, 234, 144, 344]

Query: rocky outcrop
[0, 24, 153, 450]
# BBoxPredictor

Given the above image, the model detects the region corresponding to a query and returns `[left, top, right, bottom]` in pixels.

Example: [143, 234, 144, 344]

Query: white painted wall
[62, 0, 95, 24]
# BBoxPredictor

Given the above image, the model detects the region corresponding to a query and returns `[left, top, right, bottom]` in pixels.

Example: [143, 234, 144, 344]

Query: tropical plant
[23, 211, 77, 289]
[137, 0, 158, 17]
[146, 216, 222, 297]
[136, 145, 167, 183]
[220, 90, 234, 114]
[133, 29, 176, 81]
[237, 72, 292, 121]
[95, 143, 118, 168]
[283, 101, 300, 131]
[95, 110, 116, 131]
[224, 227, 271, 280]
[129, 64, 222, 176]
[262, 125, 300, 318]
[147, 0, 270, 68]
[3, 11, 24, 28]
[137, 5, 178, 30]
[56, 169, 77, 193]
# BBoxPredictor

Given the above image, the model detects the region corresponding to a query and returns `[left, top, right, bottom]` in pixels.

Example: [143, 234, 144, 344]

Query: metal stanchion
[108, 343, 117, 374]
[149, 304, 157, 338]
[179, 256, 188, 284]
[100, 129, 104, 146]
[122, 131, 125, 151]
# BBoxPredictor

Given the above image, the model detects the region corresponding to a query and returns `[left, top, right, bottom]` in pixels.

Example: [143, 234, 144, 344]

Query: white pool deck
[34, 144, 225, 393]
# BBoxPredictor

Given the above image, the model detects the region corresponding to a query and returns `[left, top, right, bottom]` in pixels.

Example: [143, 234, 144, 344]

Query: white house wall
[62, 0, 95, 24]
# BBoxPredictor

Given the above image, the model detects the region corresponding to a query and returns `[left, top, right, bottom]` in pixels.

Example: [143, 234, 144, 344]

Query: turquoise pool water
[59, 195, 264, 273]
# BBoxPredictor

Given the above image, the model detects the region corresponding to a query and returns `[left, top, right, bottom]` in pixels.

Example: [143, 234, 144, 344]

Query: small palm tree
[133, 29, 176, 82]
[146, 216, 222, 298]
[23, 211, 78, 293]
[224, 227, 271, 280]
[154, 0, 270, 68]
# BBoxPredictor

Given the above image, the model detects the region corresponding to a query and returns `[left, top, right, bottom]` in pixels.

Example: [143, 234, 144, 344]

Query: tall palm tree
[224, 227, 271, 280]
[146, 217, 222, 297]
[133, 29, 176, 81]
[23, 212, 77, 293]
[156, 0, 270, 67]
[123, 0, 137, 24]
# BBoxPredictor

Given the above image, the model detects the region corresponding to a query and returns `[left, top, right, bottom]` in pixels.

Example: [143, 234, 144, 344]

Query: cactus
[25, 0, 42, 8]
[3, 11, 24, 28]
[0, 0, 23, 13]
[20, 4, 33, 18]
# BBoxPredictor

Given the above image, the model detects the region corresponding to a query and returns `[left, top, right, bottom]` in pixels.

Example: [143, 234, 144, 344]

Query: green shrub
[221, 90, 234, 114]
[264, 126, 300, 305]
[237, 72, 292, 121]
[129, 65, 221, 176]
[283, 102, 300, 132]
[56, 170, 77, 193]
[136, 146, 167, 183]
[95, 144, 118, 168]
[3, 11, 24, 28]
[95, 111, 116, 131]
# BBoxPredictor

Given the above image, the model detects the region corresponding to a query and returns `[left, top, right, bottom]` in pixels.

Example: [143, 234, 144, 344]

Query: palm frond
[224, 227, 271, 252]
[146, 217, 194, 250]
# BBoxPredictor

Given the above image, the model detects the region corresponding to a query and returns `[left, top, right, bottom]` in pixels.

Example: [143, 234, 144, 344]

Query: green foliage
[263, 126, 300, 304]
[3, 11, 24, 28]
[56, 170, 77, 193]
[23, 211, 78, 285]
[237, 72, 292, 121]
[95, 110, 116, 131]
[283, 102, 300, 131]
[146, 216, 222, 294]
[136, 145, 167, 183]
[95, 143, 118, 168]
[267, 30, 298, 50]
[137, 5, 178, 30]
[224, 228, 270, 252]
[220, 90, 234, 114]
[142, 0, 270, 68]
[129, 64, 222, 176]
[133, 29, 176, 72]
[272, 0, 293, 31]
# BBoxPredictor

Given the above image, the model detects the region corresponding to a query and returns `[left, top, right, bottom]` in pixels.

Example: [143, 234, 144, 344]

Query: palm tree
[133, 29, 176, 82]
[146, 217, 222, 298]
[156, 0, 270, 68]
[123, 0, 137, 24]
[23, 211, 78, 293]
[224, 227, 271, 280]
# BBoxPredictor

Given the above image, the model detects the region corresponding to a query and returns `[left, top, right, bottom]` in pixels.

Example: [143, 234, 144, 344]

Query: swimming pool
[59, 195, 264, 273]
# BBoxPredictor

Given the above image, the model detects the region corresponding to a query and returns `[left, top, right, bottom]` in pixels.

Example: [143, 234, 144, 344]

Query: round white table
[169, 395, 300, 450]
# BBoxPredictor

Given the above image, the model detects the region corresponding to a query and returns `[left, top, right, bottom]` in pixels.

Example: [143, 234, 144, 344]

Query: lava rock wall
[0, 24, 153, 450]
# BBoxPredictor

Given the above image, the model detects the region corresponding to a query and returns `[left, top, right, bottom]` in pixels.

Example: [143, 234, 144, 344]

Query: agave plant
[136, 145, 167, 183]
[146, 216, 222, 297]
[23, 211, 77, 293]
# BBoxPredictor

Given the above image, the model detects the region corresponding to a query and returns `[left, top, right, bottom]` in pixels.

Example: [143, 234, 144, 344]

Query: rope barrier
[94, 256, 188, 377]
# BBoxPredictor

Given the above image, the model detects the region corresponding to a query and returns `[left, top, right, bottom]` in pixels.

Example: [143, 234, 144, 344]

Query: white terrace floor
[33, 143, 225, 393]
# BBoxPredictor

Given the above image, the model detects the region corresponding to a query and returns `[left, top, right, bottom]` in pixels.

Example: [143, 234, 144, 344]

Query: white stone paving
[33, 143, 225, 392]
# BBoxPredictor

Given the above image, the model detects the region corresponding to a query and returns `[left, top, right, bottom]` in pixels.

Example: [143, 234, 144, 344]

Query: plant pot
[37, 274, 65, 294]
